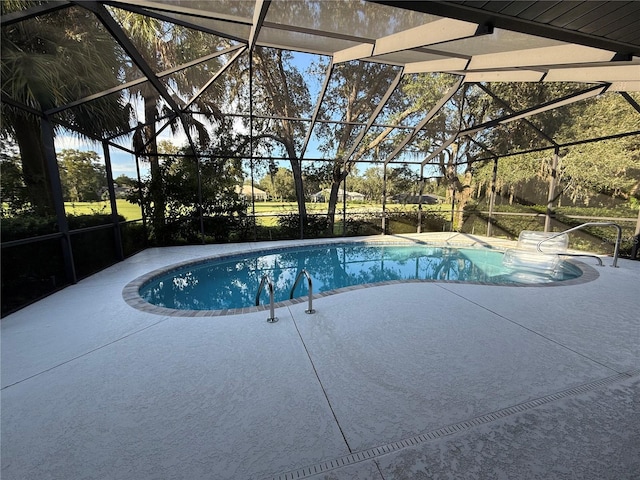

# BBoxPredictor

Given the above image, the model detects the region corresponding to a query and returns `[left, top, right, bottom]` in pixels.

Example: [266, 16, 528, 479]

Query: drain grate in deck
[270, 371, 637, 480]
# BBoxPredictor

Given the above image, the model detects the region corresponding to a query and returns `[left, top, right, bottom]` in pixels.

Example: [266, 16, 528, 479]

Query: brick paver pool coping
[122, 236, 600, 317]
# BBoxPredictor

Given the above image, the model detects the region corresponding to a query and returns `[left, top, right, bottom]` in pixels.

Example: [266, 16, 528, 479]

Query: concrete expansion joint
[622, 367, 640, 377]
[267, 370, 639, 480]
[1, 317, 170, 390]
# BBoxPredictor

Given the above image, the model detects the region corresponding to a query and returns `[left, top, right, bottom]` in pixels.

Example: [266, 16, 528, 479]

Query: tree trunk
[289, 157, 307, 237]
[327, 164, 348, 235]
[143, 94, 167, 244]
[441, 158, 474, 231]
[11, 114, 55, 216]
[454, 170, 473, 230]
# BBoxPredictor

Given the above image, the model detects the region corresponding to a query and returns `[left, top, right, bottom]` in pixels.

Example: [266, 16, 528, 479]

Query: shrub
[1, 213, 125, 242]
[277, 213, 331, 239]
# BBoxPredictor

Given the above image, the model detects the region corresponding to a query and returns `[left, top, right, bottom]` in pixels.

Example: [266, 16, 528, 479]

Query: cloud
[53, 132, 148, 179]
[54, 135, 101, 152]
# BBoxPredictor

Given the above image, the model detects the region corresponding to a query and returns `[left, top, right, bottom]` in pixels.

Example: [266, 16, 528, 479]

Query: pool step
[502, 248, 561, 275]
[517, 230, 568, 253]
[502, 230, 569, 275]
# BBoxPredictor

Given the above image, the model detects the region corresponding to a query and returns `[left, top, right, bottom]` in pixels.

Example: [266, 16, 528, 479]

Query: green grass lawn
[250, 201, 447, 214]
[250, 202, 327, 213]
[250, 201, 450, 228]
[65, 199, 142, 221]
[63, 200, 448, 223]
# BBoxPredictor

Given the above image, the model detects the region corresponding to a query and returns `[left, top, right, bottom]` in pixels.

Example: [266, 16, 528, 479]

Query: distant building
[103, 184, 132, 200]
[311, 189, 365, 202]
[392, 193, 444, 205]
[235, 184, 267, 202]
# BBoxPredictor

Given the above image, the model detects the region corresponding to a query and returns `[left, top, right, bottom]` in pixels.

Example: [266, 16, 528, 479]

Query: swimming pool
[131, 242, 585, 314]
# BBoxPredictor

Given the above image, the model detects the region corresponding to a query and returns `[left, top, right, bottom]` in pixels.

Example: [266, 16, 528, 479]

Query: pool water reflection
[139, 244, 583, 311]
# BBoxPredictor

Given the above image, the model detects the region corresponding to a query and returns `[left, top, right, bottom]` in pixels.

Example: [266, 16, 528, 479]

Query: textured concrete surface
[374, 375, 640, 480]
[2, 234, 638, 480]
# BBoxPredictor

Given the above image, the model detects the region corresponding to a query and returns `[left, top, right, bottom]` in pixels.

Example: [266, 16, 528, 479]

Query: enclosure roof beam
[373, 18, 484, 57]
[103, 111, 176, 142]
[620, 92, 640, 115]
[186, 46, 247, 109]
[165, 153, 425, 165]
[458, 85, 607, 138]
[212, 111, 416, 130]
[144, 114, 179, 152]
[0, 93, 44, 118]
[262, 21, 374, 46]
[333, 44, 375, 64]
[472, 129, 640, 163]
[300, 60, 335, 159]
[333, 18, 488, 64]
[158, 45, 245, 78]
[81, 1, 201, 160]
[248, 0, 270, 50]
[79, 1, 182, 115]
[468, 44, 615, 71]
[46, 45, 244, 116]
[0, 1, 71, 26]
[469, 138, 499, 159]
[404, 58, 469, 74]
[420, 136, 458, 167]
[52, 116, 116, 147]
[107, 0, 252, 27]
[104, 1, 248, 43]
[419, 84, 608, 167]
[370, 0, 639, 56]
[544, 64, 640, 83]
[383, 77, 463, 166]
[463, 70, 545, 83]
[474, 83, 558, 147]
[609, 81, 640, 93]
[343, 68, 404, 164]
[45, 78, 148, 117]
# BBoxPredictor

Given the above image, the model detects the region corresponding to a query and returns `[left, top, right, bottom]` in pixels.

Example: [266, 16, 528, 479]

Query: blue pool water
[139, 243, 583, 311]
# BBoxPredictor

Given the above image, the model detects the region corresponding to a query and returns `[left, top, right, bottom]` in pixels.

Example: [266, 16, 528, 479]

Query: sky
[51, 52, 323, 181]
[55, 134, 148, 180]
[51, 50, 428, 183]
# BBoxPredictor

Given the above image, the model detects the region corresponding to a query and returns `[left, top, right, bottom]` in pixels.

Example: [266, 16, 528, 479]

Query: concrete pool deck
[1, 233, 639, 479]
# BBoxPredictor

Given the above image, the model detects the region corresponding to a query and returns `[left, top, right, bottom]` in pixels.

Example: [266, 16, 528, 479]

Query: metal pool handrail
[290, 269, 316, 314]
[256, 274, 278, 323]
[537, 222, 622, 268]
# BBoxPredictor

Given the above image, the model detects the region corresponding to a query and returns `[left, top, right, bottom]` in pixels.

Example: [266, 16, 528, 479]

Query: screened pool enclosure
[1, 0, 639, 315]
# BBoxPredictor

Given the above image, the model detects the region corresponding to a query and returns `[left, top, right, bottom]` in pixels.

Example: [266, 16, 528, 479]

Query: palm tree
[1, 1, 131, 215]
[110, 9, 227, 244]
